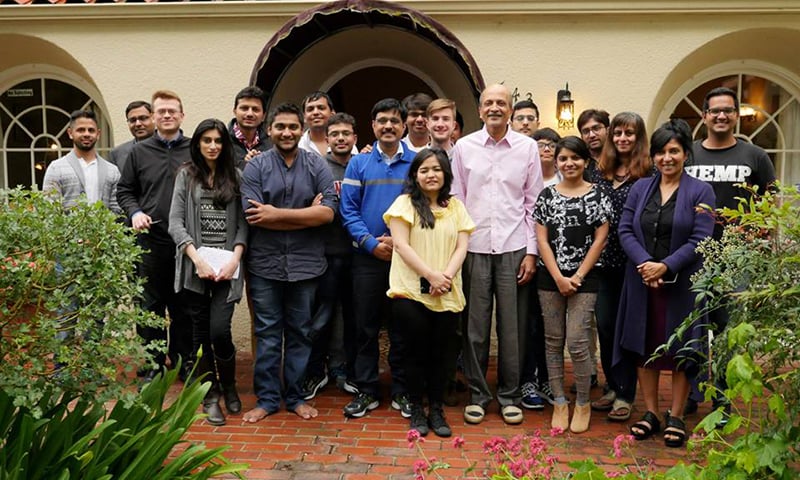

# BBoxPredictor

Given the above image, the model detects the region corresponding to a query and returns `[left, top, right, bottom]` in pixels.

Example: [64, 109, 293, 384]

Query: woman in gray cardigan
[169, 119, 248, 426]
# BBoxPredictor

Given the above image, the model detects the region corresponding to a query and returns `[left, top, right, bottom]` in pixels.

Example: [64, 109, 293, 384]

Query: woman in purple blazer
[613, 119, 715, 448]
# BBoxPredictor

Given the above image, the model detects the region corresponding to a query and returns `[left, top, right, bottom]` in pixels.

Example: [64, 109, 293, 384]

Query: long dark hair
[650, 118, 694, 165]
[188, 118, 239, 207]
[404, 147, 453, 229]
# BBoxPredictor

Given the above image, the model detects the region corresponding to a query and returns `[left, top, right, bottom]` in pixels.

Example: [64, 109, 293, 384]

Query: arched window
[670, 73, 800, 189]
[0, 77, 110, 189]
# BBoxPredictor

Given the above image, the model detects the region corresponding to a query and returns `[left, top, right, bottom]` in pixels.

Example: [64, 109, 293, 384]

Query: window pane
[6, 151, 31, 188]
[1, 79, 43, 115]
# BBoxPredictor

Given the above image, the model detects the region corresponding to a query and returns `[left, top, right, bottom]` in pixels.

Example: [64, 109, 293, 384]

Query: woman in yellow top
[383, 147, 475, 438]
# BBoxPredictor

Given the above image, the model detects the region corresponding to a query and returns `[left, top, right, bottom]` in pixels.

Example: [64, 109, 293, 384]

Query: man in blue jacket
[339, 98, 415, 418]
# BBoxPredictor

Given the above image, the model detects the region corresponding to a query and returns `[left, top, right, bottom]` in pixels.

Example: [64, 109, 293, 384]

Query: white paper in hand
[196, 246, 240, 279]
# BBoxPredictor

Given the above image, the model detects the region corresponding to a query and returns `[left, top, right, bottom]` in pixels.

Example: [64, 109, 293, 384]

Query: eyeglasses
[154, 108, 180, 116]
[513, 115, 538, 123]
[706, 107, 737, 116]
[580, 124, 605, 136]
[127, 115, 151, 124]
[537, 142, 556, 150]
[375, 117, 402, 125]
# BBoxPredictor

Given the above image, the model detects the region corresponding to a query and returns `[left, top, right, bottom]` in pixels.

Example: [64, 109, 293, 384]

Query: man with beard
[340, 98, 415, 419]
[298, 91, 358, 157]
[229, 86, 271, 168]
[108, 101, 155, 174]
[401, 92, 433, 153]
[240, 102, 337, 423]
[43, 109, 121, 214]
[452, 83, 543, 426]
[117, 89, 193, 383]
[577, 109, 610, 179]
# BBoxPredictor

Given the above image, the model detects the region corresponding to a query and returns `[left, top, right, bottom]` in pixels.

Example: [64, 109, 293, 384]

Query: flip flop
[630, 411, 661, 440]
[501, 405, 524, 425]
[608, 399, 632, 422]
[664, 416, 687, 448]
[463, 404, 485, 424]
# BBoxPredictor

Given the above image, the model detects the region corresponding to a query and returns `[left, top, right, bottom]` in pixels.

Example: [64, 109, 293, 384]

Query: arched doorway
[250, 0, 484, 144]
[651, 28, 800, 188]
[0, 35, 110, 190]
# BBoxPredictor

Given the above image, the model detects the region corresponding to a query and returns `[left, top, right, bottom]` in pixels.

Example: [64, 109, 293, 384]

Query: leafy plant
[0, 363, 247, 479]
[0, 187, 164, 416]
[671, 183, 800, 479]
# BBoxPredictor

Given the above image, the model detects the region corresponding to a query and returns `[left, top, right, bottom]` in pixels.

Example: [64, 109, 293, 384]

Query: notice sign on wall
[6, 89, 34, 98]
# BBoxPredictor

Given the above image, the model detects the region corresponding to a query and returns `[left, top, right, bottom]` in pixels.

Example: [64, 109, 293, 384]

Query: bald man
[451, 84, 544, 425]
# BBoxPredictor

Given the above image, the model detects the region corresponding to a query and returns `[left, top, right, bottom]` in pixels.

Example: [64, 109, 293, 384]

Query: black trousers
[350, 254, 406, 399]
[136, 237, 192, 371]
[393, 298, 459, 405]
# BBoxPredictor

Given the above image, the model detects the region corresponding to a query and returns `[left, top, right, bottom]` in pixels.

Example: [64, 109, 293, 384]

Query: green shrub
[674, 183, 800, 479]
[0, 187, 164, 416]
[0, 364, 247, 479]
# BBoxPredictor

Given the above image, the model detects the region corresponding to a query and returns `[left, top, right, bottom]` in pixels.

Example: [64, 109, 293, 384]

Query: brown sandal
[608, 399, 632, 422]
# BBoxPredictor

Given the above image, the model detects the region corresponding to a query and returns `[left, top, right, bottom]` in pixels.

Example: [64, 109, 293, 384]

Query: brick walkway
[182, 347, 708, 479]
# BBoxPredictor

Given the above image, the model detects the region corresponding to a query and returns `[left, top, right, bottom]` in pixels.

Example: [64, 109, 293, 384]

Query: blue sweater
[340, 142, 414, 254]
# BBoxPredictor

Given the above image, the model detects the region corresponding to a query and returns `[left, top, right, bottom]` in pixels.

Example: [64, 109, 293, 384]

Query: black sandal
[664, 415, 687, 448]
[630, 411, 661, 440]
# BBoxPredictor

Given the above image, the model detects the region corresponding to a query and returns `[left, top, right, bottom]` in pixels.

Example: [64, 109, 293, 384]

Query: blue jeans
[249, 274, 318, 411]
[307, 254, 355, 379]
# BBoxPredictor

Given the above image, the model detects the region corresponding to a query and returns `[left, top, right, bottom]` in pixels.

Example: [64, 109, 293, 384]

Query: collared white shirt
[79, 157, 99, 203]
[402, 134, 428, 153]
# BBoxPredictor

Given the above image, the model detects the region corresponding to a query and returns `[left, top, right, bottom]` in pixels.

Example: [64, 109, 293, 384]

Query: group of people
[40, 82, 774, 446]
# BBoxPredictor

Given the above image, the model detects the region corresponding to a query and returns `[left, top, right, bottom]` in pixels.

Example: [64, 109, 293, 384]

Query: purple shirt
[451, 127, 543, 255]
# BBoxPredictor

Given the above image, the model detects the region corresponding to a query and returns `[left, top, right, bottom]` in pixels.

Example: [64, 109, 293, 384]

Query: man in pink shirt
[451, 84, 544, 425]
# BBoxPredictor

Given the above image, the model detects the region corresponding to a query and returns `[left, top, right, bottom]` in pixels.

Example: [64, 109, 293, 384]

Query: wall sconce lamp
[556, 83, 575, 130]
[739, 105, 757, 122]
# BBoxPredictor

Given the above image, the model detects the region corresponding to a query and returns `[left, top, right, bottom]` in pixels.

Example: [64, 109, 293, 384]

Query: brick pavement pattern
[182, 349, 705, 479]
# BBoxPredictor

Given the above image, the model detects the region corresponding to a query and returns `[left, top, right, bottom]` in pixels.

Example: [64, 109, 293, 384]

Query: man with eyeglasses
[577, 109, 610, 178]
[510, 100, 540, 137]
[117, 89, 193, 384]
[340, 98, 414, 419]
[685, 86, 776, 419]
[108, 100, 154, 174]
[402, 92, 433, 153]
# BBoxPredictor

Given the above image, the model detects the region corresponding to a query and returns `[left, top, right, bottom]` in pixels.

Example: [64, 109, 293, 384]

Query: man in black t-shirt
[689, 87, 776, 239]
[686, 86, 776, 418]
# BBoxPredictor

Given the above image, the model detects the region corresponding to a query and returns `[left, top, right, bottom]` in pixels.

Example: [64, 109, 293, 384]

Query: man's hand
[312, 193, 323, 206]
[372, 242, 393, 261]
[244, 149, 260, 163]
[131, 212, 152, 231]
[245, 199, 280, 225]
[376, 235, 393, 249]
[360, 144, 373, 155]
[517, 254, 536, 285]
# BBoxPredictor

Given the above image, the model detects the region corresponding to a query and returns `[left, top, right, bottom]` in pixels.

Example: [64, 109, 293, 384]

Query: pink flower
[451, 436, 465, 449]
[549, 426, 564, 437]
[612, 433, 634, 458]
[407, 429, 425, 448]
[413, 459, 428, 475]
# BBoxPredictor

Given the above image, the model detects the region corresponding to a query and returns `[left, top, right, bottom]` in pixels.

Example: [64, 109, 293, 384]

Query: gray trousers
[538, 290, 596, 405]
[462, 248, 529, 408]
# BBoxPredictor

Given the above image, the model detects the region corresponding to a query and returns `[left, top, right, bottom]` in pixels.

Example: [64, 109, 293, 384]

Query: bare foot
[292, 403, 318, 420]
[242, 407, 271, 423]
